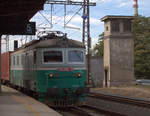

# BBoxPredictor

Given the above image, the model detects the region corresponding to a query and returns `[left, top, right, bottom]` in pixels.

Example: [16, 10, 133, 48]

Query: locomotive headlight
[77, 73, 82, 78]
[73, 72, 82, 78]
[49, 73, 53, 78]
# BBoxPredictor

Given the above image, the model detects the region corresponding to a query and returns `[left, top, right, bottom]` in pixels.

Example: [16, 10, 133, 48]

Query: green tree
[92, 32, 104, 57]
[133, 16, 150, 79]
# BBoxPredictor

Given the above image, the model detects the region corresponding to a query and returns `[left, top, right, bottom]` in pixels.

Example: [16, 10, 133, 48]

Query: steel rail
[80, 105, 127, 116]
[51, 103, 126, 116]
[55, 106, 95, 116]
[70, 105, 125, 116]
[88, 92, 150, 108]
[70, 106, 95, 116]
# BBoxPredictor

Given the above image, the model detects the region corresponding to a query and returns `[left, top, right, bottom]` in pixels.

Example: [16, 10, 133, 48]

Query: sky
[2, 0, 150, 52]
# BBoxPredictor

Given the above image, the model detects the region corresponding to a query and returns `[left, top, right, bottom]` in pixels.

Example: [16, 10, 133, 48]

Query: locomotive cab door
[32, 50, 37, 90]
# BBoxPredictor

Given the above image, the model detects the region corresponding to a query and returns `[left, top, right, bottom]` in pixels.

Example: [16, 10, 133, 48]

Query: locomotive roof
[14, 36, 85, 53]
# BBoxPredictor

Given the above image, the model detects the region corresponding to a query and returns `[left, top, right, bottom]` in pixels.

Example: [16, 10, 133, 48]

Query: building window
[111, 21, 120, 32]
[123, 20, 131, 32]
[106, 26, 109, 31]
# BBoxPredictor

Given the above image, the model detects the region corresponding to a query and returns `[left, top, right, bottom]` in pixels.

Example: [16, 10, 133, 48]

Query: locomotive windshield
[68, 50, 84, 63]
[43, 51, 63, 63]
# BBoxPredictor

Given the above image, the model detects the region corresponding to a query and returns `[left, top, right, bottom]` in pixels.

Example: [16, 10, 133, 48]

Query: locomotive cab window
[43, 51, 63, 63]
[68, 50, 84, 63]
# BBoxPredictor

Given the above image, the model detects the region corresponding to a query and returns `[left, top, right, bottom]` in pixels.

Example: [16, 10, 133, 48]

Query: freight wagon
[1, 52, 11, 85]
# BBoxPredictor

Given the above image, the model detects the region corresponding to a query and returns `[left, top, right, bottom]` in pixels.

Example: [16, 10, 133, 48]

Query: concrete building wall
[109, 38, 135, 86]
[90, 56, 104, 87]
[103, 38, 111, 87]
[104, 38, 110, 68]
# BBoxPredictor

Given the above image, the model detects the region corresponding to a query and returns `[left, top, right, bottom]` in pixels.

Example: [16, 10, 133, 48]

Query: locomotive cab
[36, 47, 87, 106]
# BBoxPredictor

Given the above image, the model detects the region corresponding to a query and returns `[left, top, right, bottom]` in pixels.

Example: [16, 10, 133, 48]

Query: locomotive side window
[68, 50, 84, 63]
[17, 55, 19, 65]
[33, 51, 37, 64]
[21, 54, 24, 65]
[13, 56, 15, 65]
[43, 51, 63, 63]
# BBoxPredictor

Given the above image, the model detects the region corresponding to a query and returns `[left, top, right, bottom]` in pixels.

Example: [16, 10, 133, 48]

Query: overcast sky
[2, 0, 150, 52]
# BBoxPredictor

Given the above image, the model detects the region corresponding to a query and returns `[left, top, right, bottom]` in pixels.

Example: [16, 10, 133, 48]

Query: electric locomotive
[9, 31, 88, 107]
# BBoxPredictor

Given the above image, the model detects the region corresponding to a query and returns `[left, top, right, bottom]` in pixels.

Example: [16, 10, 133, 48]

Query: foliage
[92, 32, 104, 57]
[133, 16, 150, 79]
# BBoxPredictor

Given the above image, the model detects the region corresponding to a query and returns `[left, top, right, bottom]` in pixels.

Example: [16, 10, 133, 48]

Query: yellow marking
[12, 95, 41, 116]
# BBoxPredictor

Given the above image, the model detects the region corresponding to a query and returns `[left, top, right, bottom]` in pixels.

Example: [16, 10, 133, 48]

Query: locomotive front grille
[46, 88, 59, 96]
[50, 99, 80, 107]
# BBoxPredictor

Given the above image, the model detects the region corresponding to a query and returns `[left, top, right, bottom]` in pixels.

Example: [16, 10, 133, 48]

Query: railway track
[54, 105, 125, 116]
[58, 105, 108, 116]
[88, 92, 150, 108]
[68, 106, 101, 116]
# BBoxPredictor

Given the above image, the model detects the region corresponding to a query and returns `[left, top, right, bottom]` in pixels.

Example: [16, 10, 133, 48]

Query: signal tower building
[101, 16, 135, 87]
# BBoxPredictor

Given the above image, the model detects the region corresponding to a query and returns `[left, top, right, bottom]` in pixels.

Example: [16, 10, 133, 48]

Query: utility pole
[82, 0, 91, 84]
[0, 34, 2, 93]
[82, 0, 91, 85]
[82, 0, 86, 45]
[45, 0, 96, 84]
[87, 0, 91, 85]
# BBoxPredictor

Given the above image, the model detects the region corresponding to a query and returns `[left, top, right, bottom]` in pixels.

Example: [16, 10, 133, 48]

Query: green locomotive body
[10, 32, 88, 106]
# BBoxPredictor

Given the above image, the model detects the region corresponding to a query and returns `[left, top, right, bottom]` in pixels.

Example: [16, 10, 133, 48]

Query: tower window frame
[111, 20, 120, 32]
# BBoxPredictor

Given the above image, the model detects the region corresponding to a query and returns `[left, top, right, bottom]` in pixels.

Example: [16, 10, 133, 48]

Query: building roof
[0, 0, 46, 31]
[101, 15, 134, 22]
[13, 37, 85, 53]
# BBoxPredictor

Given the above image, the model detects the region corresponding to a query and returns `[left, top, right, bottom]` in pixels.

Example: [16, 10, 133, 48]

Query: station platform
[0, 85, 62, 116]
